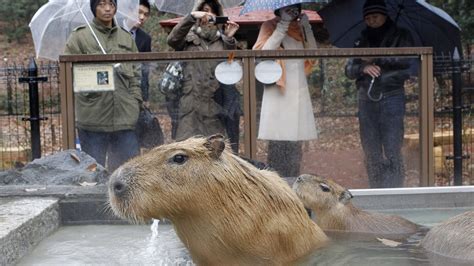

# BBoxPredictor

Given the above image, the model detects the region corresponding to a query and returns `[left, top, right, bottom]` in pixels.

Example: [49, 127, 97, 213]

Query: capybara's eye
[171, 154, 188, 164]
[319, 183, 331, 192]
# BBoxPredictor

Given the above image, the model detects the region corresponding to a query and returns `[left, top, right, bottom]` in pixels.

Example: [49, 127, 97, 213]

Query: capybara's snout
[108, 166, 135, 199]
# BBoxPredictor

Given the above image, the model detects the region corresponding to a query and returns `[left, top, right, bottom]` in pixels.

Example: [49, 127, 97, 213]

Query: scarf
[187, 23, 222, 47]
[253, 17, 315, 93]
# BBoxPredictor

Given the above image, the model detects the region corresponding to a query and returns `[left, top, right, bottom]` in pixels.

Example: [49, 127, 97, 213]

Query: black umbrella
[319, 0, 462, 56]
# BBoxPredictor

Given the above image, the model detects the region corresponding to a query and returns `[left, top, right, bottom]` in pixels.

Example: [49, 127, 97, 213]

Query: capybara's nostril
[113, 180, 127, 196]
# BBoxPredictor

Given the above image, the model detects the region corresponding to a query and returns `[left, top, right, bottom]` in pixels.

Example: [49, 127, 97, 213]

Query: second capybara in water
[108, 135, 328, 265]
[421, 210, 474, 263]
[292, 174, 419, 237]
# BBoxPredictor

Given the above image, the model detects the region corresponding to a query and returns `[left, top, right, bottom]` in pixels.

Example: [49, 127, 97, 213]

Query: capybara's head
[108, 134, 301, 222]
[108, 134, 237, 222]
[292, 174, 353, 211]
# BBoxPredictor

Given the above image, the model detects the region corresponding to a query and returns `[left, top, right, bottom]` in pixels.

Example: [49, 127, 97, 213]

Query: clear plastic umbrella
[29, 0, 139, 61]
[153, 0, 243, 16]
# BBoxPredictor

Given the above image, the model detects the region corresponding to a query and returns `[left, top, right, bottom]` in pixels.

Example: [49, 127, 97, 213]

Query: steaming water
[18, 207, 473, 265]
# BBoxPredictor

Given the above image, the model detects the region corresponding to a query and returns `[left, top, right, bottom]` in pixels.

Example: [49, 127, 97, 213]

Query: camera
[209, 16, 229, 24]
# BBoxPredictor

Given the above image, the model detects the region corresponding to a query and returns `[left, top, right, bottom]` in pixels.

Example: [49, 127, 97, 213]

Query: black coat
[134, 28, 152, 101]
[345, 20, 414, 96]
[135, 28, 151, 52]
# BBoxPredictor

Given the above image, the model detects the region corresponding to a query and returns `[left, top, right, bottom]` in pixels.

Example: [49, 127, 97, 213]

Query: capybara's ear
[339, 189, 353, 204]
[205, 134, 225, 159]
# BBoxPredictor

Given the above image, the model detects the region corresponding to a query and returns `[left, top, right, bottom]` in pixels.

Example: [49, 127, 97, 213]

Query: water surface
[19, 207, 473, 265]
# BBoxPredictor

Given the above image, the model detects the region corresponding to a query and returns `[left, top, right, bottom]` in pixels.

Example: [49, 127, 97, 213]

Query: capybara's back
[421, 211, 474, 262]
[108, 135, 328, 265]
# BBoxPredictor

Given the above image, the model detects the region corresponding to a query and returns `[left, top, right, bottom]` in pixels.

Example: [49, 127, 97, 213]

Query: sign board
[215, 61, 243, 85]
[73, 64, 115, 93]
[255, 60, 282, 84]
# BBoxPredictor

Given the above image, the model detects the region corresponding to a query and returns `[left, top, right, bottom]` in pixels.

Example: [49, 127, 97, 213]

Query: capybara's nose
[112, 180, 127, 196]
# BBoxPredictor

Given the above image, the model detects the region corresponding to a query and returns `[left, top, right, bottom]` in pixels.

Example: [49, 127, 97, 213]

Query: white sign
[73, 64, 115, 93]
[255, 60, 282, 84]
[215, 61, 243, 85]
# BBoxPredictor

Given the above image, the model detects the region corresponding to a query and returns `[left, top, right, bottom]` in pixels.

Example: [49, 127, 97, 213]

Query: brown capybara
[108, 135, 328, 265]
[421, 211, 474, 262]
[292, 174, 419, 237]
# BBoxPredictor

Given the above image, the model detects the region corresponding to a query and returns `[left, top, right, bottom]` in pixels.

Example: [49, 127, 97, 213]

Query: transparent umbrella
[29, 0, 139, 61]
[153, 0, 243, 16]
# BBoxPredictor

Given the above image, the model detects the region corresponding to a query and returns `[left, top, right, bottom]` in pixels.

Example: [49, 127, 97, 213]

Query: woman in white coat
[253, 4, 318, 176]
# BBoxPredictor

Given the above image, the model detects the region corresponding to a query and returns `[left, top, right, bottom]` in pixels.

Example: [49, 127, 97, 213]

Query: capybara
[292, 174, 419, 236]
[421, 211, 474, 262]
[108, 135, 328, 265]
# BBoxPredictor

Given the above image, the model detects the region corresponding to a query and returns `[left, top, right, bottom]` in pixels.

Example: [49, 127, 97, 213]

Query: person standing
[345, 0, 414, 188]
[253, 4, 319, 177]
[129, 0, 152, 105]
[64, 0, 142, 171]
[166, 0, 239, 141]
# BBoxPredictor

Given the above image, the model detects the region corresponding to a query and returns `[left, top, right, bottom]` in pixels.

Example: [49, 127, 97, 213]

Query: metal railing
[0, 59, 62, 170]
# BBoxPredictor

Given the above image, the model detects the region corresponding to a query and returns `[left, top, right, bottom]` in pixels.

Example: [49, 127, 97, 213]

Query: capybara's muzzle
[108, 166, 134, 199]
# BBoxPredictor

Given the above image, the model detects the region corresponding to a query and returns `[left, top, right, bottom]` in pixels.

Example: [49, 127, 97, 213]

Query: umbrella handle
[367, 77, 383, 102]
[75, 0, 106, 55]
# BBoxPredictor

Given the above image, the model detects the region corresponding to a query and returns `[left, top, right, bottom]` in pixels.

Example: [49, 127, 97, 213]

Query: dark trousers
[267, 140, 302, 177]
[77, 129, 139, 172]
[358, 93, 405, 188]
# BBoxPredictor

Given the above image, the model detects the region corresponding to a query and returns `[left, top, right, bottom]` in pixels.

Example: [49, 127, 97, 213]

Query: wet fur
[293, 174, 419, 236]
[421, 211, 474, 261]
[108, 135, 328, 265]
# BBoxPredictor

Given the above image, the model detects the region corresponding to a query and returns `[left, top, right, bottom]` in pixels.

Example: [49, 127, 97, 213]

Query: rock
[0, 150, 109, 185]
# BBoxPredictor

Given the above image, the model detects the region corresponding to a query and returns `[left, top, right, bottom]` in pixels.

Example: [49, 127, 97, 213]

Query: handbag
[158, 61, 184, 98]
[136, 106, 164, 149]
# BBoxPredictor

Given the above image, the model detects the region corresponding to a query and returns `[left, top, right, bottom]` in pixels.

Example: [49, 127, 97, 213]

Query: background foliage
[0, 0, 47, 42]
[428, 0, 474, 50]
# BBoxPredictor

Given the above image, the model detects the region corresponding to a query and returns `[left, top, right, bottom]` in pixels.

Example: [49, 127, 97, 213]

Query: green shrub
[0, 0, 47, 42]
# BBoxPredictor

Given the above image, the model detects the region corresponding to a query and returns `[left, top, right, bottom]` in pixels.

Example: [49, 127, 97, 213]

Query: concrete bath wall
[0, 197, 60, 266]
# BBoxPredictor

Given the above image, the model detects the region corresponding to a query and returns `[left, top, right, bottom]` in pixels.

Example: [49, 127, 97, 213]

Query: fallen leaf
[86, 163, 97, 172]
[376, 237, 402, 247]
[70, 153, 81, 163]
[79, 181, 97, 187]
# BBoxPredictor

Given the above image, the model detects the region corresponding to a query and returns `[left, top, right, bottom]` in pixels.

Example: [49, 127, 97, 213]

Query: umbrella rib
[52, 10, 86, 20]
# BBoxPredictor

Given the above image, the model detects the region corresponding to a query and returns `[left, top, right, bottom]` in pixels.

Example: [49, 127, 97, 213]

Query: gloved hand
[299, 13, 317, 49]
[299, 13, 310, 27]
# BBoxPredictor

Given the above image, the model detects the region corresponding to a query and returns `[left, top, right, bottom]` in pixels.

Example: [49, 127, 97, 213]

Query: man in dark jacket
[129, 0, 152, 105]
[345, 0, 414, 188]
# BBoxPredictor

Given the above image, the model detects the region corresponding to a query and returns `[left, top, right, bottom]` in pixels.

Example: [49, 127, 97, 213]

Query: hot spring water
[18, 207, 473, 265]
